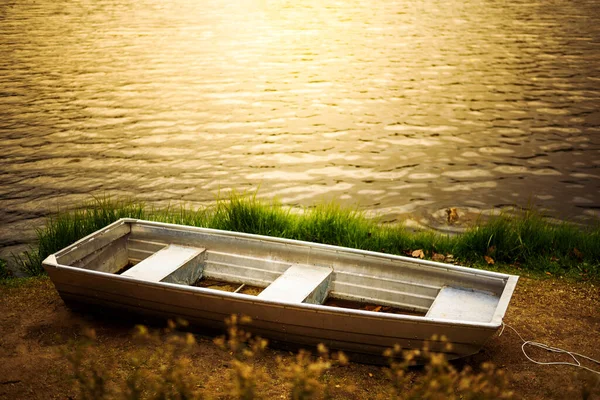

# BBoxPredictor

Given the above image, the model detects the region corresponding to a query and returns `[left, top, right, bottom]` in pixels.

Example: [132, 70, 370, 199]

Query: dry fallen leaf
[573, 248, 583, 259]
[432, 253, 445, 262]
[411, 249, 425, 259]
[446, 207, 459, 224]
[484, 255, 495, 265]
[487, 245, 496, 255]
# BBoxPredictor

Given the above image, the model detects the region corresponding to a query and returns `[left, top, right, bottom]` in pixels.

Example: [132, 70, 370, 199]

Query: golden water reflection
[0, 0, 599, 253]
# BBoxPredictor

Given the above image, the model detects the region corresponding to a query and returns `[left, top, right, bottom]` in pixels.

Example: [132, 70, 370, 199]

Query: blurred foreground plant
[278, 343, 349, 400]
[63, 316, 521, 400]
[133, 319, 200, 399]
[64, 320, 202, 400]
[384, 335, 514, 400]
[214, 315, 268, 400]
[63, 328, 111, 400]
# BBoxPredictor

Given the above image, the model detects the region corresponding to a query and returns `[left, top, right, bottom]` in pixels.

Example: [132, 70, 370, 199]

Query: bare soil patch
[0, 277, 598, 399]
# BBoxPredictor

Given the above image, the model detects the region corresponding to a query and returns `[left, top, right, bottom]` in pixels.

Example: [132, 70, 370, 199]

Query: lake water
[1, 0, 599, 256]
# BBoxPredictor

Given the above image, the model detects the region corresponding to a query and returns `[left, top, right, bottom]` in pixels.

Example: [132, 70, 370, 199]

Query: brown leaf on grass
[487, 245, 496, 255]
[432, 253, 445, 262]
[545, 271, 552, 276]
[484, 255, 495, 265]
[573, 248, 583, 260]
[411, 249, 425, 259]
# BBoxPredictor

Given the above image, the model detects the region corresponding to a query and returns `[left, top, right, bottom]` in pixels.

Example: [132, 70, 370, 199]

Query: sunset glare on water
[1, 0, 599, 256]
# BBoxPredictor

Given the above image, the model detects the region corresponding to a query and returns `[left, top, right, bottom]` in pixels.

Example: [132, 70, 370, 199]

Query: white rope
[499, 323, 600, 376]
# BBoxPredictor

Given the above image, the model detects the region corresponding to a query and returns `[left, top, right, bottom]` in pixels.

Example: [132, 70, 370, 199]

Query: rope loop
[500, 323, 600, 376]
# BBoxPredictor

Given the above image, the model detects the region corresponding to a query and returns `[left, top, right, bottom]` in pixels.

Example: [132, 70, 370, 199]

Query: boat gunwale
[51, 218, 511, 282]
[53, 218, 131, 260]
[127, 218, 513, 281]
[491, 274, 519, 325]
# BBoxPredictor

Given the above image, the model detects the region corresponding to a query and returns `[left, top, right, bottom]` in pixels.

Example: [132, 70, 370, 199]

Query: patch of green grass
[15, 197, 146, 276]
[212, 193, 296, 238]
[0, 257, 13, 280]
[452, 211, 600, 278]
[294, 202, 377, 248]
[15, 192, 600, 281]
[0, 275, 47, 289]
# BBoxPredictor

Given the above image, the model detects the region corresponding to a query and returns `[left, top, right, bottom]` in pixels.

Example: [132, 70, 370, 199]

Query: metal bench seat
[425, 286, 499, 323]
[257, 264, 333, 304]
[122, 244, 205, 285]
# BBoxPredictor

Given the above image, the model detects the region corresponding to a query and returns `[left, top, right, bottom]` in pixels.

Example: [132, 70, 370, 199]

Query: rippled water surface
[1, 0, 600, 252]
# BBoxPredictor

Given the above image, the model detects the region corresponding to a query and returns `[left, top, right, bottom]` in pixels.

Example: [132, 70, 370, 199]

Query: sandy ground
[1, 276, 599, 399]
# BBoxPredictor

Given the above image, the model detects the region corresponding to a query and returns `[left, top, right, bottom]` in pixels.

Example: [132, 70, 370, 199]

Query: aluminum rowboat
[42, 218, 518, 360]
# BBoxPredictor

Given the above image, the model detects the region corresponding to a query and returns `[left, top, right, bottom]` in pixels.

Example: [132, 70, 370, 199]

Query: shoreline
[2, 194, 598, 282]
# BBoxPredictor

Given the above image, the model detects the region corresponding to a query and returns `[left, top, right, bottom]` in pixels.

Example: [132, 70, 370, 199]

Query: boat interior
[53, 220, 511, 323]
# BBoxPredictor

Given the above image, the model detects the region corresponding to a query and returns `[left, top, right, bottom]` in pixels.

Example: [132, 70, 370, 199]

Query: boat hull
[42, 218, 518, 361]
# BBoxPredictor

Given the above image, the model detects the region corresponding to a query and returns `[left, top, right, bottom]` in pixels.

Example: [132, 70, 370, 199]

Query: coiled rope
[500, 323, 600, 376]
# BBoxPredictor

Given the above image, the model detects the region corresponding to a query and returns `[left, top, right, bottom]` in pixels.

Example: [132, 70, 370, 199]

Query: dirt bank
[0, 277, 598, 399]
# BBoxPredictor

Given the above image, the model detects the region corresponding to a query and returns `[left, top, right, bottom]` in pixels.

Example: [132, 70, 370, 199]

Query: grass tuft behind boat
[16, 192, 600, 280]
